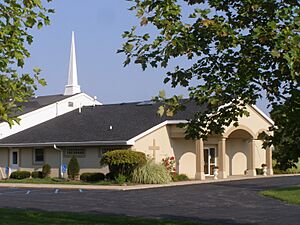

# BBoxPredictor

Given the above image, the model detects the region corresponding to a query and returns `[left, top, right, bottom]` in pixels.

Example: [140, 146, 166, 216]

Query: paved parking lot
[0, 176, 299, 225]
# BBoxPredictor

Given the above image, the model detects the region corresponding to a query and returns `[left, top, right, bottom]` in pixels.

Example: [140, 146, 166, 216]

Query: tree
[0, 0, 54, 126]
[67, 156, 80, 180]
[120, 0, 300, 168]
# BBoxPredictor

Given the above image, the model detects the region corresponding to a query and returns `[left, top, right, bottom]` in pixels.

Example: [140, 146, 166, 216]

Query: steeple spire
[64, 31, 81, 95]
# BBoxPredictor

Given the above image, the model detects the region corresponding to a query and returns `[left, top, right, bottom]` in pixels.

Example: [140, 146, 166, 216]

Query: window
[68, 101, 74, 107]
[34, 148, 44, 163]
[64, 147, 85, 157]
[12, 151, 18, 165]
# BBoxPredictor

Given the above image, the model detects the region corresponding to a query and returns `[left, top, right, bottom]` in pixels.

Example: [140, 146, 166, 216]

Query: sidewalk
[0, 174, 299, 191]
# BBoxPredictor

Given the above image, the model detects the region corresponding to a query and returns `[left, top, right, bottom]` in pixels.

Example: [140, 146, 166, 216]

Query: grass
[0, 178, 115, 185]
[261, 186, 300, 205]
[0, 208, 212, 225]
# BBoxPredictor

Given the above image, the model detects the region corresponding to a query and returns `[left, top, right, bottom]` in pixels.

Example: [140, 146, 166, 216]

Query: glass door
[10, 149, 19, 169]
[204, 147, 217, 176]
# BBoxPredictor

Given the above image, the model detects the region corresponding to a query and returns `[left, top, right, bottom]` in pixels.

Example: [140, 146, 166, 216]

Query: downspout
[53, 144, 63, 178]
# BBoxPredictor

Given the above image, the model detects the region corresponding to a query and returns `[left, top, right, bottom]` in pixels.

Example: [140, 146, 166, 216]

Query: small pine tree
[42, 164, 51, 178]
[67, 156, 80, 180]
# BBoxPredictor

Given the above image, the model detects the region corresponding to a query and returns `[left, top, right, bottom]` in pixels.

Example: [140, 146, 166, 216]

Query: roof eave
[0, 140, 130, 148]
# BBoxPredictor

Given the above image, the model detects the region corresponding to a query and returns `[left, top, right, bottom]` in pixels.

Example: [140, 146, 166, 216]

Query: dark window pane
[12, 152, 18, 164]
[35, 149, 44, 162]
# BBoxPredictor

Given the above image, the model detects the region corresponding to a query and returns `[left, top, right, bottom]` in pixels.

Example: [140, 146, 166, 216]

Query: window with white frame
[34, 148, 44, 164]
[64, 147, 85, 157]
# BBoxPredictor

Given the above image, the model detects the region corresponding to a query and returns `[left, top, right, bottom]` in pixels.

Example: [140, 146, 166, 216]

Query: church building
[0, 33, 274, 180]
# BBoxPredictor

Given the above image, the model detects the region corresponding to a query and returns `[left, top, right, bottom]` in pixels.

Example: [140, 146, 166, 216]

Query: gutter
[0, 140, 130, 148]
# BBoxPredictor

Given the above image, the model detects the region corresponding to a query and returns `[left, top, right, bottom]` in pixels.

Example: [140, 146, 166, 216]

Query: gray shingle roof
[0, 101, 205, 147]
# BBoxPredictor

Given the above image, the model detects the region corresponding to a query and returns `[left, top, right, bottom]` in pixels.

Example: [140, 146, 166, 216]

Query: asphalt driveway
[0, 176, 299, 225]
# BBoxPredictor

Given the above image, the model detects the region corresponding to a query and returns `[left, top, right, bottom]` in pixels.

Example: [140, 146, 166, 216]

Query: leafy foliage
[132, 160, 172, 184]
[67, 156, 80, 180]
[42, 164, 51, 178]
[0, 0, 53, 126]
[162, 156, 176, 174]
[31, 171, 43, 179]
[80, 172, 105, 182]
[121, 0, 300, 168]
[172, 173, 189, 182]
[100, 150, 147, 178]
[10, 171, 31, 179]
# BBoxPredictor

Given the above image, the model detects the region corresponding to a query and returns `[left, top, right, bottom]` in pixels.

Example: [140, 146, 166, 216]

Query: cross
[149, 139, 160, 159]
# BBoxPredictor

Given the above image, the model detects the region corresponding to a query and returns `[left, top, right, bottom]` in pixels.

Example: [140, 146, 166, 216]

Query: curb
[0, 174, 299, 191]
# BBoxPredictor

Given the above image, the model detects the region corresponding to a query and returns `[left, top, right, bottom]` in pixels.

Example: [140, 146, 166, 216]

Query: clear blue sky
[24, 0, 269, 114]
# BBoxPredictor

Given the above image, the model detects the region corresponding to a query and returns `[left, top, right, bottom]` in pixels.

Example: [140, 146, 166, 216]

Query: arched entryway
[225, 128, 256, 176]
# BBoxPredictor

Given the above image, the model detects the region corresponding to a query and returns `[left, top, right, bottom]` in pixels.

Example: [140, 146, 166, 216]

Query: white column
[266, 146, 273, 175]
[195, 139, 205, 180]
[218, 138, 227, 179]
[248, 139, 256, 176]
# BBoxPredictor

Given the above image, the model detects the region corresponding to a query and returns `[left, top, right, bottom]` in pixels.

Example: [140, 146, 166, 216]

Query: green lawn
[0, 178, 115, 185]
[261, 186, 300, 205]
[0, 208, 212, 225]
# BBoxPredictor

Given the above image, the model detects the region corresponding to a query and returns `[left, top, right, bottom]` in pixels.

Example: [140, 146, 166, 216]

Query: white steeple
[64, 31, 81, 95]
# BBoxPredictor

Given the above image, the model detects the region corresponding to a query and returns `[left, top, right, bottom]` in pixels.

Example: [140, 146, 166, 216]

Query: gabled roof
[12, 94, 76, 117]
[0, 101, 203, 147]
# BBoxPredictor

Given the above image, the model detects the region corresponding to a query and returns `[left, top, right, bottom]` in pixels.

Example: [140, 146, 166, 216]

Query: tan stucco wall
[224, 105, 271, 138]
[133, 126, 197, 178]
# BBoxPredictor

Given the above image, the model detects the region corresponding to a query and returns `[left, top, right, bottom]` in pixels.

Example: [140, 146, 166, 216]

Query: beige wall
[133, 126, 198, 178]
[0, 147, 108, 178]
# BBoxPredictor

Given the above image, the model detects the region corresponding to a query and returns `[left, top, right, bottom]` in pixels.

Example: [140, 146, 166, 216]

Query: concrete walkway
[0, 174, 299, 190]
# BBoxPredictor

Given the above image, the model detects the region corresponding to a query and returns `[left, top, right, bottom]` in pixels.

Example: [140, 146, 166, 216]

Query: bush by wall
[256, 168, 263, 175]
[172, 173, 189, 182]
[10, 171, 31, 179]
[100, 150, 146, 178]
[68, 156, 80, 180]
[132, 160, 172, 184]
[42, 164, 51, 178]
[105, 172, 115, 180]
[31, 171, 43, 179]
[80, 173, 105, 182]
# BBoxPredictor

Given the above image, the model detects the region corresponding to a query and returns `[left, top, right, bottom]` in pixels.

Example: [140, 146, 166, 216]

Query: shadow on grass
[0, 207, 254, 225]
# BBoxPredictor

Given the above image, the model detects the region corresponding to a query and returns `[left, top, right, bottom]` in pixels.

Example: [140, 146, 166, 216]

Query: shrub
[42, 164, 51, 178]
[172, 173, 189, 182]
[115, 174, 127, 185]
[80, 173, 105, 182]
[132, 160, 172, 184]
[105, 172, 115, 180]
[162, 156, 176, 174]
[31, 171, 43, 179]
[100, 150, 146, 178]
[10, 171, 31, 180]
[256, 168, 263, 175]
[68, 156, 80, 180]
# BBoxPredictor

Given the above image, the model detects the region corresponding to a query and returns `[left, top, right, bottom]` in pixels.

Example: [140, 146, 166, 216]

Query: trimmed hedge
[80, 173, 105, 182]
[31, 171, 43, 179]
[10, 171, 31, 179]
[105, 172, 115, 180]
[100, 150, 146, 178]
